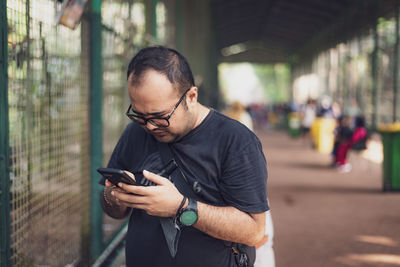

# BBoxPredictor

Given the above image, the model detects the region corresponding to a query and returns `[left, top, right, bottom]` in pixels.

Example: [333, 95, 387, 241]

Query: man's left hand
[112, 170, 184, 217]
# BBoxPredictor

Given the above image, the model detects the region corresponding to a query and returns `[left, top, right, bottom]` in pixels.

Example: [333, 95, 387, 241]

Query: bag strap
[157, 141, 198, 198]
[156, 141, 197, 258]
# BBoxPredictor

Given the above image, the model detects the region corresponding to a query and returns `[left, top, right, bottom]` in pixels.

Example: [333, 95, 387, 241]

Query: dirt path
[257, 130, 400, 267]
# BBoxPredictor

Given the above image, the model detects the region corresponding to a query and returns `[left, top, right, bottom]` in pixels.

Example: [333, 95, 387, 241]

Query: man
[100, 46, 269, 267]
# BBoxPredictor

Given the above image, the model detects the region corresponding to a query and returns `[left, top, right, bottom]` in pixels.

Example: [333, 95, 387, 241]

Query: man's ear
[187, 87, 198, 106]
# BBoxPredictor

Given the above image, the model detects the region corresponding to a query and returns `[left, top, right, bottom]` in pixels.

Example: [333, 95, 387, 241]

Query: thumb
[143, 170, 169, 185]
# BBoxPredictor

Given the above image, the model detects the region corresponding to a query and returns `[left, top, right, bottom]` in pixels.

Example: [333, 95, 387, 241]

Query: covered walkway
[3, 0, 400, 265]
[259, 129, 400, 267]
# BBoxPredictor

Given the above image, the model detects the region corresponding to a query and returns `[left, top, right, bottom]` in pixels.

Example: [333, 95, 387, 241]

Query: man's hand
[113, 170, 183, 217]
[101, 179, 131, 219]
[104, 179, 127, 206]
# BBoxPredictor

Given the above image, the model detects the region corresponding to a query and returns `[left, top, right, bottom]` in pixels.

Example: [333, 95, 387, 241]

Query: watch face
[180, 210, 198, 226]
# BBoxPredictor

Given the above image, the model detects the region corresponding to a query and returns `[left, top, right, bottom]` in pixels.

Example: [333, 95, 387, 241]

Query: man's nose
[145, 121, 158, 131]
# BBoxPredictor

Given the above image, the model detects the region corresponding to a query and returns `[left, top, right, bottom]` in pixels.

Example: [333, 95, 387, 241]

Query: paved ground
[258, 130, 400, 267]
[111, 129, 400, 267]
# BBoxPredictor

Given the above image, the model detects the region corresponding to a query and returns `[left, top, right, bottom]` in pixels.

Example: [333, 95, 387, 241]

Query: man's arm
[114, 170, 266, 246]
[195, 203, 266, 246]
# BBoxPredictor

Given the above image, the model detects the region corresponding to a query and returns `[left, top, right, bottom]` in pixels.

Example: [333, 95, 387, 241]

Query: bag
[351, 137, 367, 150]
[228, 242, 256, 267]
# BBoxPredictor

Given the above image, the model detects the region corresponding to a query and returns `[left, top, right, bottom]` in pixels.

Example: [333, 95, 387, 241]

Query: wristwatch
[179, 198, 198, 226]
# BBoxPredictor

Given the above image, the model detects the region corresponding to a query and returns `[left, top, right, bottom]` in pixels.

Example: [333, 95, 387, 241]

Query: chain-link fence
[4, 0, 156, 264]
[7, 0, 90, 265]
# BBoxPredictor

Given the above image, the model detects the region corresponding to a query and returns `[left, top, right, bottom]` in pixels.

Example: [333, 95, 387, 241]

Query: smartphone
[97, 167, 136, 186]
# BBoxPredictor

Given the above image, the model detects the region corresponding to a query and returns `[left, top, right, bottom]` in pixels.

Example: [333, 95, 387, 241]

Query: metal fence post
[372, 18, 379, 129]
[153, 0, 159, 40]
[394, 3, 399, 123]
[89, 0, 104, 262]
[175, 0, 184, 52]
[145, 0, 159, 41]
[0, 0, 11, 265]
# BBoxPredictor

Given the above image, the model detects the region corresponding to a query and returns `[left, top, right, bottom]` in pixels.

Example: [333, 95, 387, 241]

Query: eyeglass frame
[125, 87, 191, 127]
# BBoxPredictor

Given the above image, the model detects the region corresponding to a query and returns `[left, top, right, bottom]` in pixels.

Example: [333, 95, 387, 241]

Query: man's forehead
[130, 70, 177, 92]
[129, 69, 169, 86]
[128, 88, 179, 116]
[129, 97, 170, 116]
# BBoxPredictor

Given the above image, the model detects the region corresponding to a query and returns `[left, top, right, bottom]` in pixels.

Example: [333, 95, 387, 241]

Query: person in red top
[351, 116, 368, 150]
[335, 115, 367, 172]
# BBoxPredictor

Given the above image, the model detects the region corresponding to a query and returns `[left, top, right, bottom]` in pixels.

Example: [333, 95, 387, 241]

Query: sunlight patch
[355, 235, 398, 247]
[336, 254, 400, 266]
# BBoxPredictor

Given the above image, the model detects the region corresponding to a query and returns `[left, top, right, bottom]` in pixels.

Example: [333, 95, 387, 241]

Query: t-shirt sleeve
[220, 136, 269, 213]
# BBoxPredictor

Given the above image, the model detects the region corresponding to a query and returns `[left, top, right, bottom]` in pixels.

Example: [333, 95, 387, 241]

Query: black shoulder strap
[157, 141, 198, 198]
[156, 141, 195, 258]
[157, 141, 174, 164]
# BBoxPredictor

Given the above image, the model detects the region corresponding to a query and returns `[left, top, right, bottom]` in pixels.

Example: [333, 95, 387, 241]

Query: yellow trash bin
[310, 118, 335, 154]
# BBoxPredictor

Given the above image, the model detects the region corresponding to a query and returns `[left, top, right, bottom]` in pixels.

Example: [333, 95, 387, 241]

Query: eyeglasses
[126, 88, 191, 127]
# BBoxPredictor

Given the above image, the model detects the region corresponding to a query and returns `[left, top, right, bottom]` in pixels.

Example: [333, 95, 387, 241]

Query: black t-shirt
[103, 109, 269, 267]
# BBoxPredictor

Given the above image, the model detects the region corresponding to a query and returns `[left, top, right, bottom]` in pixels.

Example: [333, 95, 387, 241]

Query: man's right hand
[101, 179, 132, 219]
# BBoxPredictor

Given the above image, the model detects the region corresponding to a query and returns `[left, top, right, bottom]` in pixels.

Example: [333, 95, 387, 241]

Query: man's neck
[193, 104, 210, 129]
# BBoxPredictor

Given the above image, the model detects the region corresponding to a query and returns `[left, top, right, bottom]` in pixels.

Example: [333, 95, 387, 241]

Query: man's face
[127, 69, 196, 143]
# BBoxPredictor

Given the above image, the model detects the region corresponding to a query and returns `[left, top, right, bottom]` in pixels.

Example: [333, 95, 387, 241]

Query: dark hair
[127, 46, 195, 94]
[337, 115, 347, 124]
[354, 116, 365, 127]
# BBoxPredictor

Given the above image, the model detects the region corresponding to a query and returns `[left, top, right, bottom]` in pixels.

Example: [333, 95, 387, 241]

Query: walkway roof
[212, 0, 399, 63]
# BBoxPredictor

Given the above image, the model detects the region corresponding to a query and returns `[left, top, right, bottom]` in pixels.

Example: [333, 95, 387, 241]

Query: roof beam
[295, 0, 382, 62]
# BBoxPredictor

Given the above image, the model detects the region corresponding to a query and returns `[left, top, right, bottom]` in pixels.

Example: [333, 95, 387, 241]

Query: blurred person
[254, 210, 275, 267]
[333, 115, 353, 172]
[249, 103, 269, 130]
[300, 98, 317, 143]
[99, 46, 269, 267]
[331, 101, 341, 119]
[224, 102, 276, 267]
[331, 115, 347, 165]
[223, 101, 254, 131]
[350, 115, 368, 151]
[317, 96, 334, 118]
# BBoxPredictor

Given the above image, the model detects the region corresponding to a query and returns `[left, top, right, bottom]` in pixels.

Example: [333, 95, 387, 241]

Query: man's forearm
[194, 202, 265, 246]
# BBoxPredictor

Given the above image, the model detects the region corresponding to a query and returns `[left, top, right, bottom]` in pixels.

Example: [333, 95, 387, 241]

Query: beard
[145, 127, 181, 143]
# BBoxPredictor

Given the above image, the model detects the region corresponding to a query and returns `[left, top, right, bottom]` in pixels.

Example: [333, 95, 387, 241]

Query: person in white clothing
[254, 210, 275, 267]
[300, 98, 316, 135]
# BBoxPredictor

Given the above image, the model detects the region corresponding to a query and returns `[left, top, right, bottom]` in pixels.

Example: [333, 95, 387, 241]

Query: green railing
[1, 1, 11, 266]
